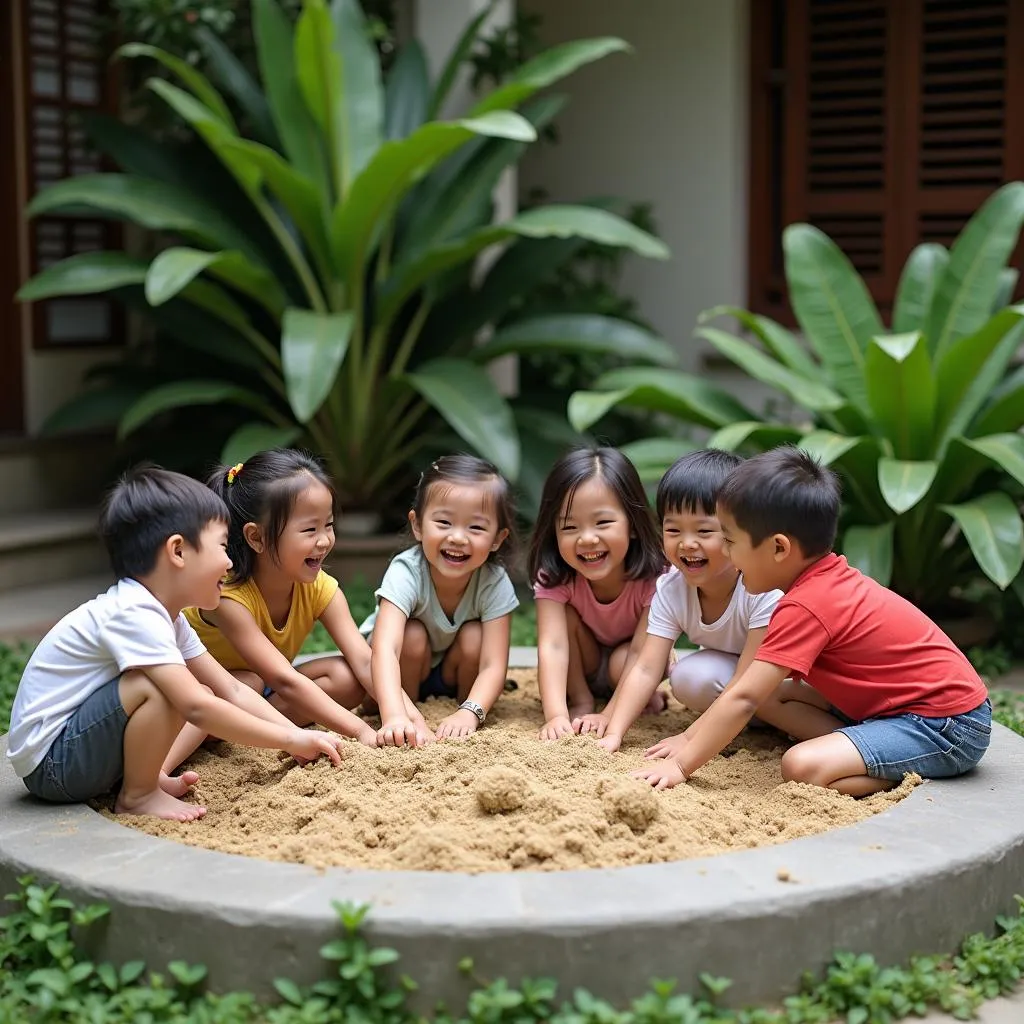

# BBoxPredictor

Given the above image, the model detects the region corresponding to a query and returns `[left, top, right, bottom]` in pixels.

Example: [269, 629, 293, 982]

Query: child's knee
[403, 620, 430, 661]
[456, 620, 482, 658]
[780, 745, 818, 785]
[669, 661, 725, 713]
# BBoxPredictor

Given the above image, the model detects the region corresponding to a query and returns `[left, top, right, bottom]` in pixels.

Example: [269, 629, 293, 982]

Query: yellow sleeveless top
[184, 571, 339, 670]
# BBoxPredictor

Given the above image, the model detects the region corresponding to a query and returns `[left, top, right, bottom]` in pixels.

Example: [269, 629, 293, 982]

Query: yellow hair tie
[227, 462, 244, 485]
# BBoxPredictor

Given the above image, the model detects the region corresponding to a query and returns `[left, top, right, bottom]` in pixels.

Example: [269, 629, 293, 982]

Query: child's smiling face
[273, 481, 336, 583]
[412, 482, 507, 582]
[555, 476, 632, 587]
[660, 504, 737, 592]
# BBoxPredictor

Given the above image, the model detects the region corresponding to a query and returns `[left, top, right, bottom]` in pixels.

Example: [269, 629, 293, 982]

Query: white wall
[519, 0, 749, 373]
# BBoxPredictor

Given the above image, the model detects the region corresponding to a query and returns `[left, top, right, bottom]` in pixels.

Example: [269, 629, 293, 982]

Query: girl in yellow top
[161, 448, 426, 779]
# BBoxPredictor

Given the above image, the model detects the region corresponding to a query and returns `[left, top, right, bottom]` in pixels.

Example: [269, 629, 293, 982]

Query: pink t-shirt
[533, 574, 658, 648]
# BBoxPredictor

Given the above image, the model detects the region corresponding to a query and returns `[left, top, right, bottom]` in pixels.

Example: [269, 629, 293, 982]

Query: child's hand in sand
[574, 712, 610, 737]
[644, 732, 690, 762]
[631, 758, 686, 790]
[436, 708, 479, 740]
[286, 729, 345, 766]
[378, 717, 431, 748]
[356, 723, 380, 748]
[596, 733, 622, 754]
[539, 716, 574, 741]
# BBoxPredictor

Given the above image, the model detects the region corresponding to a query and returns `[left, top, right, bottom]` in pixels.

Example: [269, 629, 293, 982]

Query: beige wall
[519, 0, 749, 373]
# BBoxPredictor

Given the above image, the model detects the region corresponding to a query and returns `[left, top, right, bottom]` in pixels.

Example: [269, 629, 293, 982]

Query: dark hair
[412, 454, 517, 563]
[717, 446, 841, 556]
[656, 448, 744, 520]
[209, 447, 338, 584]
[99, 464, 229, 579]
[528, 446, 665, 588]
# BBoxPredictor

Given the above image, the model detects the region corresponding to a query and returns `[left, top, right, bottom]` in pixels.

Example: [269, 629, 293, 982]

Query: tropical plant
[19, 0, 671, 518]
[569, 183, 1024, 612]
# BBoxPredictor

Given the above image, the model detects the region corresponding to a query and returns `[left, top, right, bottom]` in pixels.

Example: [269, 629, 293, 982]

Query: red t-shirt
[755, 554, 987, 721]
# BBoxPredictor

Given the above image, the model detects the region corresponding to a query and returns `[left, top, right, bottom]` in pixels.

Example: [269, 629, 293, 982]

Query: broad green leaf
[221, 422, 303, 466]
[26, 174, 254, 255]
[892, 243, 948, 335]
[993, 267, 1019, 313]
[842, 522, 894, 587]
[958, 434, 1024, 489]
[380, 205, 666, 327]
[17, 252, 146, 300]
[473, 314, 677, 367]
[878, 458, 938, 515]
[40, 384, 141, 436]
[296, 0, 343, 194]
[697, 327, 845, 412]
[281, 309, 354, 423]
[385, 41, 429, 140]
[971, 365, 1024, 436]
[941, 492, 1024, 589]
[514, 405, 589, 515]
[784, 223, 883, 414]
[405, 359, 520, 479]
[798, 430, 869, 466]
[934, 304, 1024, 443]
[330, 0, 384, 193]
[253, 0, 329, 200]
[119, 381, 277, 439]
[927, 182, 1024, 358]
[799, 431, 884, 518]
[569, 368, 754, 432]
[142, 247, 285, 317]
[115, 43, 235, 129]
[429, 1, 497, 119]
[864, 332, 935, 459]
[618, 438, 698, 482]
[472, 38, 631, 116]
[699, 305, 819, 379]
[195, 26, 278, 148]
[329, 113, 535, 280]
[707, 422, 803, 452]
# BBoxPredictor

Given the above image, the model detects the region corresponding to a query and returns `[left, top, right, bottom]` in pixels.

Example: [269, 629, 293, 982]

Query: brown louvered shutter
[749, 0, 1024, 321]
[19, 0, 123, 350]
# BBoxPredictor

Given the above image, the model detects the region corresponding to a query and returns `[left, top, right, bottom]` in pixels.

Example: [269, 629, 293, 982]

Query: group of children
[6, 442, 991, 822]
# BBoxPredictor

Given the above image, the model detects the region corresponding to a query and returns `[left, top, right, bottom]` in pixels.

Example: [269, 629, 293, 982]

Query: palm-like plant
[570, 184, 1024, 612]
[19, 0, 671, 513]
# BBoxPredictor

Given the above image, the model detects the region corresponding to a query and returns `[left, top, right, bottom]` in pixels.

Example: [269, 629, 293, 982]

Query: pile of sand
[115, 670, 918, 872]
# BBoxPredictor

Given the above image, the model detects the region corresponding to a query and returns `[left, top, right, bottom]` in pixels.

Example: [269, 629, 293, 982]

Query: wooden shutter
[749, 0, 1024, 321]
[19, 0, 122, 349]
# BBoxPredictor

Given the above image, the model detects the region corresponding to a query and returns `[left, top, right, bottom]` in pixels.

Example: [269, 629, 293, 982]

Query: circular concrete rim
[2, 651, 1023, 1008]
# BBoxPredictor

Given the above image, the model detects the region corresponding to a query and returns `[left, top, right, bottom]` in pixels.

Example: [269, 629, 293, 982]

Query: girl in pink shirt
[530, 448, 667, 740]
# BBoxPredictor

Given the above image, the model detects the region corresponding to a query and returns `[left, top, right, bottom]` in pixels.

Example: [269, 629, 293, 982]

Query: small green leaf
[878, 458, 938, 515]
[274, 977, 305, 1006]
[120, 960, 147, 985]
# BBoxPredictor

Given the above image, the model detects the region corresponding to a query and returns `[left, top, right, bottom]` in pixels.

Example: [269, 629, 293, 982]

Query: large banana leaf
[926, 182, 1024, 359]
[281, 309, 354, 423]
[699, 305, 819, 379]
[707, 422, 804, 451]
[221, 422, 304, 466]
[842, 522, 894, 587]
[16, 252, 147, 300]
[618, 438, 698, 484]
[864, 332, 934, 460]
[569, 368, 754, 432]
[892, 243, 948, 336]
[941, 492, 1024, 589]
[958, 434, 1024, 489]
[878, 458, 938, 515]
[784, 224, 883, 415]
[385, 41, 429, 140]
[514, 405, 590, 515]
[405, 359, 520, 479]
[971, 365, 1024, 436]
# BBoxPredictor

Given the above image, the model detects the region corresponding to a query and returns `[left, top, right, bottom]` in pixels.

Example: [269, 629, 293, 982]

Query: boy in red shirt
[628, 446, 991, 795]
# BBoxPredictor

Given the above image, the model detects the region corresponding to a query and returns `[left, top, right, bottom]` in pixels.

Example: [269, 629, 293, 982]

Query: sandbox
[2, 648, 1024, 1010]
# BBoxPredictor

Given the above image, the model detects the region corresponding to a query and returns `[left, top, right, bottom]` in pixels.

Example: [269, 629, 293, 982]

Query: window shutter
[749, 0, 1024, 321]
[20, 0, 122, 349]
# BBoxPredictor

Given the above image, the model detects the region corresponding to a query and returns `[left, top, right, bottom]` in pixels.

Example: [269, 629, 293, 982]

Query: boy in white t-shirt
[576, 450, 832, 753]
[5, 467, 346, 822]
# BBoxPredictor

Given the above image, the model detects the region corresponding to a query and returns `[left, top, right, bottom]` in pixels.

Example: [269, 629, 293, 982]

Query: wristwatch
[459, 699, 486, 724]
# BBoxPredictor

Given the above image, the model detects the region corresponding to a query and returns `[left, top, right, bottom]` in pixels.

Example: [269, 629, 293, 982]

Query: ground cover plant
[569, 184, 1024, 616]
[1, 875, 1023, 1022]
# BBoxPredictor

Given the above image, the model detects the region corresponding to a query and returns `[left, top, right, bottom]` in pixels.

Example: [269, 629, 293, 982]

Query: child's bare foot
[159, 770, 199, 797]
[642, 689, 669, 715]
[115, 788, 206, 822]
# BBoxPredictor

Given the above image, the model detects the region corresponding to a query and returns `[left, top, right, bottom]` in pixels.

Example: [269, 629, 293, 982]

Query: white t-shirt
[360, 546, 519, 667]
[646, 568, 781, 654]
[6, 578, 205, 778]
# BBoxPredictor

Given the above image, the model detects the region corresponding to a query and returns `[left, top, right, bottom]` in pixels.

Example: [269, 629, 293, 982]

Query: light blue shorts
[837, 699, 991, 781]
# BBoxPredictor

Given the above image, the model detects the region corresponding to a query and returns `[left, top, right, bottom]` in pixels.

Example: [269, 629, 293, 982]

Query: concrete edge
[1, 649, 1022, 1010]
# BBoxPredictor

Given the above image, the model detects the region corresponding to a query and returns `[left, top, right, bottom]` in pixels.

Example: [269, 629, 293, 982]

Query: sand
[114, 670, 919, 873]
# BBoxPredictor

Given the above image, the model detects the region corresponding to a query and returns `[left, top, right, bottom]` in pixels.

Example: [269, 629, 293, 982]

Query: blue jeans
[838, 699, 991, 781]
[23, 677, 127, 802]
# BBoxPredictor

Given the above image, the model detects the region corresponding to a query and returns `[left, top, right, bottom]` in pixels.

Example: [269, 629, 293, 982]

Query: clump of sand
[113, 670, 919, 873]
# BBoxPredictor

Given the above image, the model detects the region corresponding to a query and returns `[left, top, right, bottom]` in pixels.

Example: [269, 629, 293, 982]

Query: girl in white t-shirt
[361, 455, 519, 746]
[530, 447, 668, 741]
[578, 449, 831, 754]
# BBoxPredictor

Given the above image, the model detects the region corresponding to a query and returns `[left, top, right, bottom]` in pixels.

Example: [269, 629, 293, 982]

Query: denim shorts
[23, 677, 128, 803]
[419, 662, 457, 701]
[838, 698, 992, 782]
